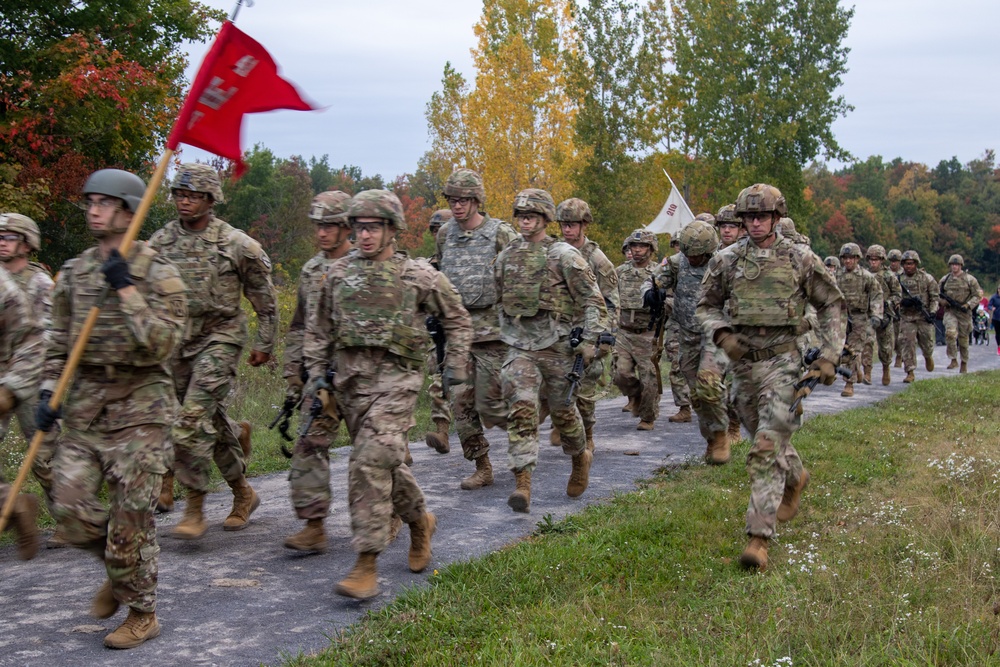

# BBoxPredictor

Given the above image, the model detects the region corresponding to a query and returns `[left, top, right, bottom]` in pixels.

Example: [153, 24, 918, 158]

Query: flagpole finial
[230, 0, 253, 22]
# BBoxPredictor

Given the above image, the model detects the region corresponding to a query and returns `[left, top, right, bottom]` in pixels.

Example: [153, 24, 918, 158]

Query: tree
[841, 197, 895, 250]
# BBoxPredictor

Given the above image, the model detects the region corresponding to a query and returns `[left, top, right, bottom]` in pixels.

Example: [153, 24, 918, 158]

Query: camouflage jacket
[616, 260, 657, 330]
[304, 251, 472, 385]
[435, 216, 518, 342]
[650, 251, 713, 334]
[0, 267, 43, 404]
[283, 251, 338, 385]
[578, 238, 620, 328]
[873, 267, 902, 317]
[495, 235, 607, 351]
[9, 261, 54, 334]
[836, 266, 883, 319]
[697, 234, 844, 365]
[149, 216, 276, 358]
[939, 270, 982, 313]
[897, 269, 939, 321]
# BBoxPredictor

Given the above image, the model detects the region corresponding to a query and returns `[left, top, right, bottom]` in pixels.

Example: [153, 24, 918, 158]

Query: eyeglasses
[76, 198, 122, 211]
[744, 213, 773, 222]
[172, 191, 208, 202]
[351, 221, 386, 235]
[514, 212, 542, 222]
[446, 197, 473, 207]
[0, 234, 23, 243]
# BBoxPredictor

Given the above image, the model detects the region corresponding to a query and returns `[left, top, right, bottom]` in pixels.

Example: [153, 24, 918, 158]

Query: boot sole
[283, 541, 328, 553]
[424, 434, 450, 454]
[507, 494, 530, 513]
[334, 583, 379, 600]
[170, 525, 207, 540]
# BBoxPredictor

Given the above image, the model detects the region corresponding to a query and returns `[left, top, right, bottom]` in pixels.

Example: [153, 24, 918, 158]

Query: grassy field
[282, 371, 1000, 666]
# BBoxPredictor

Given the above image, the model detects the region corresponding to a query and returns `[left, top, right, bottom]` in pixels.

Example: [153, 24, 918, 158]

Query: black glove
[35, 390, 60, 432]
[925, 314, 936, 324]
[642, 288, 664, 311]
[101, 249, 133, 290]
[900, 296, 919, 309]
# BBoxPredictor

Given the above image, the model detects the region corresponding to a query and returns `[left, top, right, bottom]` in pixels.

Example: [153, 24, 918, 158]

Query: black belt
[744, 341, 797, 362]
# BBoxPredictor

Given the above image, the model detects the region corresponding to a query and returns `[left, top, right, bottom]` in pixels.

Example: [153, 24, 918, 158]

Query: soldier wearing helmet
[279, 191, 354, 553]
[778, 217, 810, 247]
[886, 249, 904, 365]
[495, 188, 608, 514]
[824, 256, 840, 275]
[615, 228, 669, 430]
[939, 253, 982, 373]
[835, 242, 883, 395]
[421, 207, 455, 454]
[897, 250, 939, 382]
[149, 163, 277, 538]
[303, 188, 472, 599]
[863, 244, 902, 385]
[40, 168, 187, 647]
[698, 182, 844, 572]
[433, 170, 518, 491]
[716, 204, 742, 248]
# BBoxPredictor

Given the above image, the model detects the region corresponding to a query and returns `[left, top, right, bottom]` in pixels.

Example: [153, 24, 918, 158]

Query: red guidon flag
[166, 21, 316, 175]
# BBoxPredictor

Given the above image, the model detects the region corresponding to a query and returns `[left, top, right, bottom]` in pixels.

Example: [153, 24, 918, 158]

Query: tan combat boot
[424, 419, 450, 454]
[171, 491, 207, 540]
[705, 431, 731, 465]
[408, 512, 437, 572]
[668, 406, 691, 423]
[223, 479, 260, 531]
[47, 525, 71, 549]
[621, 397, 636, 413]
[238, 421, 252, 460]
[727, 416, 742, 445]
[156, 471, 174, 513]
[841, 381, 854, 397]
[903, 370, 915, 383]
[549, 426, 561, 446]
[894, 354, 902, 368]
[104, 608, 160, 649]
[925, 356, 934, 372]
[335, 552, 379, 599]
[508, 468, 531, 513]
[960, 361, 967, 374]
[947, 358, 958, 370]
[460, 454, 494, 490]
[284, 518, 327, 553]
[585, 425, 595, 452]
[636, 420, 654, 431]
[91, 578, 119, 619]
[9, 494, 39, 560]
[881, 364, 891, 386]
[566, 449, 593, 498]
[862, 366, 872, 385]
[777, 469, 810, 522]
[739, 536, 769, 571]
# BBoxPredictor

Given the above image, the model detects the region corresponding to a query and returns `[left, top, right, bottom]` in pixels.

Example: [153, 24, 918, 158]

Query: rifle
[425, 315, 448, 398]
[939, 278, 968, 313]
[296, 367, 336, 448]
[897, 276, 936, 323]
[789, 347, 853, 415]
[270, 366, 309, 458]
[563, 327, 586, 406]
[646, 288, 668, 395]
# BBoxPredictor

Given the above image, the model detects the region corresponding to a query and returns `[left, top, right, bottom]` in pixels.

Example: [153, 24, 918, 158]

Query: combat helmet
[735, 183, 786, 219]
[171, 163, 224, 204]
[824, 256, 841, 269]
[625, 228, 658, 254]
[555, 198, 593, 224]
[347, 189, 406, 230]
[428, 209, 453, 232]
[839, 242, 862, 258]
[512, 189, 556, 222]
[716, 204, 738, 225]
[309, 190, 351, 226]
[694, 212, 716, 225]
[443, 169, 485, 203]
[866, 244, 887, 260]
[901, 250, 921, 265]
[948, 254, 964, 266]
[83, 169, 145, 214]
[677, 220, 719, 257]
[0, 213, 40, 252]
[887, 249, 903, 262]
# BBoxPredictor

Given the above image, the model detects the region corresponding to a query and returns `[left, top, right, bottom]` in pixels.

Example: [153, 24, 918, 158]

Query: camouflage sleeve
[434, 224, 448, 264]
[282, 280, 309, 382]
[886, 271, 902, 308]
[303, 272, 335, 382]
[495, 222, 519, 251]
[26, 271, 54, 331]
[802, 251, 845, 364]
[925, 272, 940, 313]
[43, 262, 74, 387]
[867, 272, 884, 319]
[119, 259, 187, 362]
[0, 278, 42, 403]
[494, 245, 509, 309]
[423, 271, 473, 374]
[696, 254, 731, 339]
[562, 251, 608, 343]
[237, 238, 278, 355]
[967, 275, 983, 310]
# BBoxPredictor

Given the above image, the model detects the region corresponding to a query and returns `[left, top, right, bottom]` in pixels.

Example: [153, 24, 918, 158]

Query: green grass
[282, 371, 1000, 666]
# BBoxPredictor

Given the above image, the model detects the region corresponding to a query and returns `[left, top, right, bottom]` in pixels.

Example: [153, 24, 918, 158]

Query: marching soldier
[614, 230, 660, 430]
[897, 250, 938, 383]
[424, 208, 456, 453]
[835, 243, 882, 395]
[664, 237, 692, 423]
[888, 249, 904, 367]
[939, 254, 982, 373]
[864, 245, 901, 385]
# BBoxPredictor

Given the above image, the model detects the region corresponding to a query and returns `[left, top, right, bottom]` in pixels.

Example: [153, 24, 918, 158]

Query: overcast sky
[181, 0, 1000, 179]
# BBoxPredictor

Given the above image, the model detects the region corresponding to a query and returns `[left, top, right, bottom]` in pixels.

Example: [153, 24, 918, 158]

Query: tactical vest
[941, 273, 976, 306]
[331, 256, 425, 363]
[617, 262, 653, 328]
[440, 217, 501, 308]
[838, 268, 870, 313]
[501, 237, 573, 319]
[898, 272, 929, 309]
[9, 262, 49, 295]
[301, 253, 335, 319]
[153, 219, 241, 318]
[729, 239, 805, 327]
[674, 254, 707, 332]
[69, 246, 160, 366]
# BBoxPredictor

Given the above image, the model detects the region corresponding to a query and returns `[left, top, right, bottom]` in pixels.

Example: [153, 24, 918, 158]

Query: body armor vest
[9, 262, 48, 294]
[729, 239, 805, 327]
[941, 273, 976, 306]
[441, 217, 501, 308]
[898, 272, 930, 309]
[332, 257, 425, 363]
[838, 269, 870, 313]
[617, 262, 653, 329]
[674, 254, 707, 332]
[501, 237, 573, 319]
[301, 253, 335, 319]
[154, 219, 241, 318]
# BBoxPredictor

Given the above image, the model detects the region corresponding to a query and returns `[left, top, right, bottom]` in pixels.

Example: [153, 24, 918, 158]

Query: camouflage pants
[944, 310, 972, 362]
[842, 311, 870, 380]
[899, 316, 935, 372]
[171, 343, 245, 492]
[678, 327, 728, 439]
[453, 340, 508, 460]
[730, 350, 805, 539]
[863, 320, 896, 367]
[539, 351, 605, 435]
[665, 321, 690, 407]
[340, 366, 426, 555]
[501, 342, 586, 472]
[613, 327, 659, 422]
[0, 396, 59, 516]
[288, 394, 341, 521]
[425, 346, 451, 425]
[53, 422, 167, 613]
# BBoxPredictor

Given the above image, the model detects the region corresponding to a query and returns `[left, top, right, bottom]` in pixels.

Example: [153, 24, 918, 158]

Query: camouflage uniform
[615, 255, 659, 422]
[425, 209, 454, 430]
[698, 184, 844, 553]
[835, 244, 883, 390]
[864, 246, 902, 378]
[898, 253, 938, 375]
[939, 256, 982, 367]
[47, 243, 186, 613]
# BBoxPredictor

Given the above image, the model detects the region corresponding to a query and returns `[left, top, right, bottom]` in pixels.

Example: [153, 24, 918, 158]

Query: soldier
[865, 245, 902, 385]
[614, 230, 661, 430]
[647, 219, 730, 462]
[549, 198, 619, 449]
[835, 243, 883, 395]
[888, 248, 904, 368]
[897, 250, 938, 383]
[824, 256, 840, 276]
[149, 163, 277, 538]
[40, 169, 186, 648]
[939, 254, 982, 373]
[434, 169, 518, 491]
[0, 213, 58, 528]
[778, 217, 810, 246]
[697, 183, 844, 571]
[495, 189, 608, 513]
[303, 190, 472, 599]
[715, 204, 744, 444]
[281, 191, 352, 553]
[663, 237, 692, 423]
[424, 209, 455, 453]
